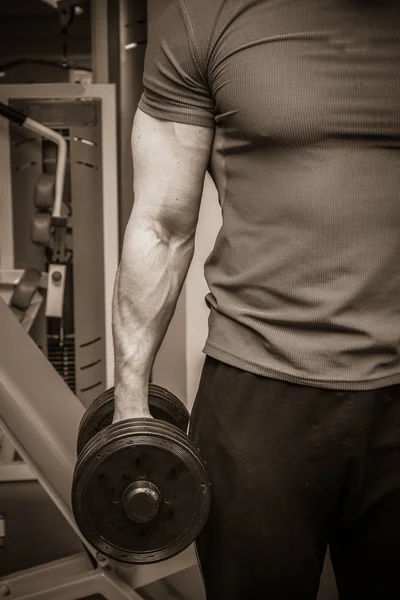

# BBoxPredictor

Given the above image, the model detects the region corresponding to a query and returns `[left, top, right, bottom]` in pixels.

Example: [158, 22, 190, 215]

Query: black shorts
[189, 356, 400, 600]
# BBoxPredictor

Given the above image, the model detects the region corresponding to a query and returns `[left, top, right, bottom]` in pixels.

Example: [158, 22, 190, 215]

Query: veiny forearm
[112, 223, 195, 415]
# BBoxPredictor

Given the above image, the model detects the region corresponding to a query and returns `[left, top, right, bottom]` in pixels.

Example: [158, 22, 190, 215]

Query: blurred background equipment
[0, 86, 118, 406]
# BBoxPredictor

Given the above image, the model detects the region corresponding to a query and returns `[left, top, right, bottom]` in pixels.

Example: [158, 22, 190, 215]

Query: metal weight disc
[149, 386, 190, 432]
[72, 419, 211, 564]
[76, 384, 190, 456]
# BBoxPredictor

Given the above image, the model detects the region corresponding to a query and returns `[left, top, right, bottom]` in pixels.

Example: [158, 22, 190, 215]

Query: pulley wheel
[31, 211, 52, 246]
[76, 384, 190, 456]
[72, 419, 211, 564]
[34, 173, 55, 209]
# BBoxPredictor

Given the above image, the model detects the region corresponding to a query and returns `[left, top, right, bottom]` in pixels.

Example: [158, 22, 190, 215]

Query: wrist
[113, 405, 152, 422]
[113, 379, 151, 421]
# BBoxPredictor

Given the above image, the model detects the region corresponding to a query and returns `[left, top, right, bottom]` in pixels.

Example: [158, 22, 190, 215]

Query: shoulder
[178, 0, 232, 31]
[176, 0, 233, 67]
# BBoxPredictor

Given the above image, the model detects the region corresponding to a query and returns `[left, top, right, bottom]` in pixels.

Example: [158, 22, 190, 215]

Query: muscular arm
[112, 108, 215, 420]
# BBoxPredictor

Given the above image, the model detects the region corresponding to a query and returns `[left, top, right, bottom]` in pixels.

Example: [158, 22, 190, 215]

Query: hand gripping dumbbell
[76, 384, 191, 455]
[71, 385, 211, 564]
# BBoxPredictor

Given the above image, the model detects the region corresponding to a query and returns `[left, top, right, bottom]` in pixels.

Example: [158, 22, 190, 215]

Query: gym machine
[0, 84, 118, 405]
[0, 297, 198, 599]
[0, 85, 199, 597]
[0, 83, 119, 484]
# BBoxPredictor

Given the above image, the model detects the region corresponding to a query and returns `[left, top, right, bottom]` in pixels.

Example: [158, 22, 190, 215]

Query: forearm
[112, 222, 195, 416]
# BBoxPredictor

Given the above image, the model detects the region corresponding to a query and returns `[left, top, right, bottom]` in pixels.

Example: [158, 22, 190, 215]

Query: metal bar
[0, 416, 91, 553]
[0, 553, 144, 600]
[0, 462, 36, 482]
[115, 546, 197, 591]
[0, 297, 96, 557]
[0, 105, 67, 222]
[0, 431, 15, 463]
[23, 118, 67, 221]
[0, 554, 93, 593]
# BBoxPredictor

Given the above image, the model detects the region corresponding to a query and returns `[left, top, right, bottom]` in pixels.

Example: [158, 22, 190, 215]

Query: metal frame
[0, 269, 48, 482]
[0, 553, 144, 600]
[0, 84, 198, 599]
[0, 83, 119, 389]
[0, 103, 68, 222]
[0, 547, 197, 600]
[0, 296, 197, 598]
[0, 269, 48, 335]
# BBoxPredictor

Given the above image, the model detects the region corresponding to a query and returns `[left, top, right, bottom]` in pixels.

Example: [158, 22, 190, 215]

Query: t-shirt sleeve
[138, 0, 216, 128]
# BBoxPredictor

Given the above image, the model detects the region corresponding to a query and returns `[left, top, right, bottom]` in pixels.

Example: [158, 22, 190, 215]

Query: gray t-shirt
[139, 0, 400, 390]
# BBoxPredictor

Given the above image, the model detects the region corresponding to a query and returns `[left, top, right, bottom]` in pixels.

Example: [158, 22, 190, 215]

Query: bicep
[129, 108, 215, 240]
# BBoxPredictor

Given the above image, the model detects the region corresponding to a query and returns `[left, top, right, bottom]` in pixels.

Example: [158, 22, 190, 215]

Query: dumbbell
[71, 385, 211, 565]
[76, 384, 191, 455]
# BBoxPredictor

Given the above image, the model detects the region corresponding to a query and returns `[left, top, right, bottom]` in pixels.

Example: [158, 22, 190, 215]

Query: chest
[209, 1, 400, 144]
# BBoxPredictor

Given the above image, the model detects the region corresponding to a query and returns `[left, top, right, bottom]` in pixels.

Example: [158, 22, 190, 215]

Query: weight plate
[76, 384, 190, 456]
[79, 418, 191, 471]
[72, 419, 211, 564]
